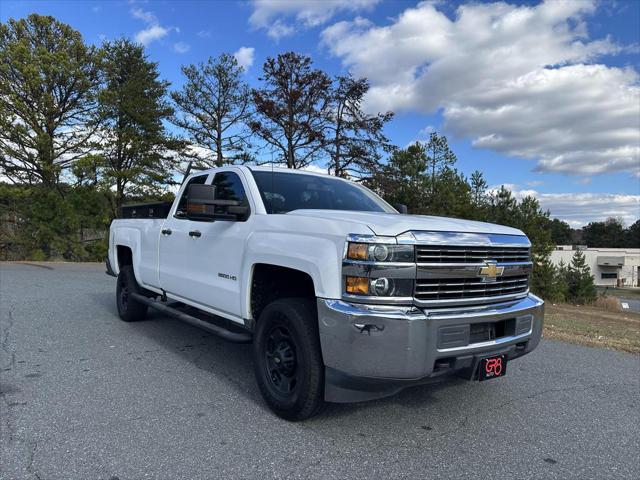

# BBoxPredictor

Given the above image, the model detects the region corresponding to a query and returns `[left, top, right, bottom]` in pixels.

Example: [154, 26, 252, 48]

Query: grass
[596, 286, 640, 299]
[593, 295, 621, 312]
[544, 303, 640, 354]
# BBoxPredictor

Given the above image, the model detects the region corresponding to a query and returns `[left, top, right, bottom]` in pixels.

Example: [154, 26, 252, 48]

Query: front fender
[241, 231, 344, 318]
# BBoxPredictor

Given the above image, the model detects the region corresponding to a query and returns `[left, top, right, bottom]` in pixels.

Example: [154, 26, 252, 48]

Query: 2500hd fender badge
[218, 272, 237, 281]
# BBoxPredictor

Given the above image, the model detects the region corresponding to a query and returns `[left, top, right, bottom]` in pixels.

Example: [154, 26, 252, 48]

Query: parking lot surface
[1, 262, 639, 479]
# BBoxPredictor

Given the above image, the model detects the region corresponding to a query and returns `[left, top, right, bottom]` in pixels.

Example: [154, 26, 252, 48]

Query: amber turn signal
[345, 276, 369, 295]
[347, 242, 368, 260]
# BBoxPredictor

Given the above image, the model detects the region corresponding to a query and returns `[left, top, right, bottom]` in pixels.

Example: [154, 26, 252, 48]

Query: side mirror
[394, 203, 408, 214]
[186, 184, 249, 221]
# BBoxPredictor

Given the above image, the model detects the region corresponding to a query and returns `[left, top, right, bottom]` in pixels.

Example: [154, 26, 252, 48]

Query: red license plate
[478, 355, 507, 381]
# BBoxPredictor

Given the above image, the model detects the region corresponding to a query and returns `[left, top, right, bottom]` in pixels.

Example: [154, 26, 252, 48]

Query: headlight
[346, 242, 414, 263]
[345, 276, 414, 297]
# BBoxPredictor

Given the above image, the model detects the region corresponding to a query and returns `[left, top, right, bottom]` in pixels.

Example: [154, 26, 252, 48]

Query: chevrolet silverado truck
[106, 165, 544, 420]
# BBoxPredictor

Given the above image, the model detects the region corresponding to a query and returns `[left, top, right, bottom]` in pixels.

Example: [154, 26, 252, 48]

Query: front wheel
[252, 298, 324, 421]
[116, 265, 148, 322]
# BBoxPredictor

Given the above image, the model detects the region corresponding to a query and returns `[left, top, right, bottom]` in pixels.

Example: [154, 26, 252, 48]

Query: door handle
[188, 230, 202, 238]
[161, 228, 172, 235]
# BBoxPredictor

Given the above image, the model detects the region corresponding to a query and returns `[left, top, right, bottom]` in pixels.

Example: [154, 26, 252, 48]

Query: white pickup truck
[107, 165, 544, 420]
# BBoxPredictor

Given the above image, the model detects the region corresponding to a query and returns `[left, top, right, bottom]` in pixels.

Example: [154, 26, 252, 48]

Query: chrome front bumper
[317, 294, 544, 402]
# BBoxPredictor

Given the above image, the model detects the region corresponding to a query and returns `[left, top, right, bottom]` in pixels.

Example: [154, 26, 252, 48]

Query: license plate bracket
[478, 355, 507, 381]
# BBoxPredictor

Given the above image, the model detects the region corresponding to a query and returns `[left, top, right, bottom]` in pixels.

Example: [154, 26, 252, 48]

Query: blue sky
[1, 0, 638, 226]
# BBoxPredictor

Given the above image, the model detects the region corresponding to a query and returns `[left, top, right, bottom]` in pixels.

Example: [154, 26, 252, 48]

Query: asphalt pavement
[619, 297, 640, 313]
[1, 262, 639, 480]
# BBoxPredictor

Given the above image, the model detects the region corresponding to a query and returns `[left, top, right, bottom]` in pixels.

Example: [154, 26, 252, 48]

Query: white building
[550, 246, 640, 287]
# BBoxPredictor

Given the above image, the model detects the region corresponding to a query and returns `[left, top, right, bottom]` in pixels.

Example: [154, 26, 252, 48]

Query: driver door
[158, 173, 211, 298]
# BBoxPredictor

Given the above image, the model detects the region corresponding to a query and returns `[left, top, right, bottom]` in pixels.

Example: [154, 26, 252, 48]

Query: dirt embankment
[544, 303, 640, 354]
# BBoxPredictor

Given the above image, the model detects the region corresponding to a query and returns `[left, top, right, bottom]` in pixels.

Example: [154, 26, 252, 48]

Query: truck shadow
[92, 291, 261, 402]
[93, 291, 464, 420]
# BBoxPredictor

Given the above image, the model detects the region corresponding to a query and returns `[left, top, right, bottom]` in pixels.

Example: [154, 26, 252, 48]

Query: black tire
[116, 265, 148, 322]
[252, 298, 324, 421]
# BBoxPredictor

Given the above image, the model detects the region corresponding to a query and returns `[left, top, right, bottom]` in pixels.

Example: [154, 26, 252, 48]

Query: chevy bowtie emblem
[479, 261, 504, 280]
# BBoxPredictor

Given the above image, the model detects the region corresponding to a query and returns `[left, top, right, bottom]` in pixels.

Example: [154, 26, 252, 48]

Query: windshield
[251, 171, 396, 214]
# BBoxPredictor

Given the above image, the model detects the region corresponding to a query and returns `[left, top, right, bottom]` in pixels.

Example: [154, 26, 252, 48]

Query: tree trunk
[115, 178, 124, 215]
[38, 128, 57, 188]
[216, 118, 223, 167]
[287, 139, 295, 169]
[334, 116, 342, 177]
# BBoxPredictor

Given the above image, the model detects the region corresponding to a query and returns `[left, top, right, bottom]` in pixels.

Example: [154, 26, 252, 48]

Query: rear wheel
[116, 265, 148, 322]
[252, 298, 324, 421]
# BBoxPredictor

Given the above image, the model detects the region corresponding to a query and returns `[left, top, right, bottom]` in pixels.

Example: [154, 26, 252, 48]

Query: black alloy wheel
[252, 298, 324, 421]
[116, 265, 148, 322]
[264, 324, 298, 395]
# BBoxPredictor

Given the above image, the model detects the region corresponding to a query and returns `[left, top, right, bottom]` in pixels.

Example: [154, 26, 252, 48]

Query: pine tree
[531, 255, 557, 301]
[553, 260, 569, 303]
[549, 218, 573, 245]
[325, 75, 393, 178]
[250, 52, 331, 169]
[429, 168, 473, 217]
[424, 132, 457, 204]
[171, 54, 253, 167]
[567, 249, 597, 304]
[487, 186, 518, 226]
[365, 142, 429, 213]
[0, 14, 100, 186]
[625, 220, 639, 248]
[582, 217, 626, 247]
[470, 171, 488, 208]
[95, 38, 182, 213]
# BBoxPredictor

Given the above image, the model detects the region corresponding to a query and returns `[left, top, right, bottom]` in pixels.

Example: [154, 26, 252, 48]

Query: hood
[286, 210, 525, 237]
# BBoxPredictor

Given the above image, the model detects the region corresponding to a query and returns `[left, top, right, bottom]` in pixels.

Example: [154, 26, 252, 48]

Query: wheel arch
[116, 245, 133, 269]
[249, 263, 317, 323]
[110, 225, 143, 279]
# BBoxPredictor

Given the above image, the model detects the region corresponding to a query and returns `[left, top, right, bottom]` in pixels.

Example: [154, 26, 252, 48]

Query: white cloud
[135, 25, 170, 45]
[321, 0, 640, 177]
[234, 47, 255, 71]
[489, 183, 520, 193]
[131, 7, 157, 24]
[265, 19, 295, 40]
[131, 7, 174, 46]
[173, 42, 190, 54]
[249, 0, 381, 39]
[513, 190, 640, 227]
[197, 30, 212, 38]
[419, 125, 435, 136]
[526, 180, 545, 187]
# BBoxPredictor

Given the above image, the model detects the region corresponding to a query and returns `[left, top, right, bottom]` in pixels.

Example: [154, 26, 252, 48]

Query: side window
[174, 174, 208, 218]
[212, 172, 249, 206]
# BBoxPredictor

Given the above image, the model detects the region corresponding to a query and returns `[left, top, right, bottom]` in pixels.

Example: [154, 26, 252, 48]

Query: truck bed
[120, 201, 173, 219]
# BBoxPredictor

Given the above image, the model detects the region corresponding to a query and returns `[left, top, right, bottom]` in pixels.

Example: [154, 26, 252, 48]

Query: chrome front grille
[415, 274, 529, 301]
[416, 245, 530, 263]
[412, 236, 532, 307]
[341, 231, 533, 308]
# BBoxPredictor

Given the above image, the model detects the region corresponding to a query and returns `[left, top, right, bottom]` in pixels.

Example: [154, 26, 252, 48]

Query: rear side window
[175, 174, 208, 218]
[212, 172, 249, 206]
